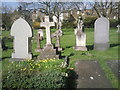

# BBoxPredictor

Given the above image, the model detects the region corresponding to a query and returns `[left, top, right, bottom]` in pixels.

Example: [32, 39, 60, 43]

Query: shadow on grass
[86, 45, 93, 51]
[66, 46, 73, 48]
[66, 70, 78, 88]
[2, 56, 11, 60]
[110, 44, 120, 48]
[86, 44, 120, 51]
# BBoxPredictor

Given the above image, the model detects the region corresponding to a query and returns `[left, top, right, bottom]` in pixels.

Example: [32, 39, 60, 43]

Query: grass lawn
[1, 27, 119, 88]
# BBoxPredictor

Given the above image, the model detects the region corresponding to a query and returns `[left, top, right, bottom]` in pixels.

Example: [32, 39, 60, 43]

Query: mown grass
[1, 27, 119, 88]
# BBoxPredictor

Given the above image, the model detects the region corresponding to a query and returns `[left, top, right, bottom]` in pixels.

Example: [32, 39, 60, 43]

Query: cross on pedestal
[117, 25, 120, 32]
[40, 16, 55, 45]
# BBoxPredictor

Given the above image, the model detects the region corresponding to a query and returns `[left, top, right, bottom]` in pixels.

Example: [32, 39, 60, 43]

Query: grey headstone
[74, 17, 87, 51]
[11, 18, 32, 60]
[94, 17, 110, 50]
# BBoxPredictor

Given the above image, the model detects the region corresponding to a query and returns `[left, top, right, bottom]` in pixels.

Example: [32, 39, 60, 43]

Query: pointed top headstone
[10, 18, 32, 60]
[11, 18, 32, 37]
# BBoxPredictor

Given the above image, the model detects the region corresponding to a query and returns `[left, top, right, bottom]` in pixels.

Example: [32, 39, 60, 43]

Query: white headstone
[40, 16, 55, 45]
[94, 17, 109, 50]
[11, 18, 32, 59]
[76, 31, 86, 47]
[75, 30, 87, 51]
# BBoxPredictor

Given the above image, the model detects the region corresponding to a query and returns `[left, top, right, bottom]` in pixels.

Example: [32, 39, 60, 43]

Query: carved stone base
[75, 46, 87, 51]
[35, 49, 42, 52]
[37, 44, 59, 60]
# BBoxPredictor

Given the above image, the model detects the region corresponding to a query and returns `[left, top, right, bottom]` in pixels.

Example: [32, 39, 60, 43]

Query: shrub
[2, 59, 68, 88]
[62, 20, 76, 28]
[84, 16, 97, 28]
[109, 19, 118, 28]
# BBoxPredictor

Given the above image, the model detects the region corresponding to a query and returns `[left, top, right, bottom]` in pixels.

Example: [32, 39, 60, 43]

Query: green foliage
[32, 22, 40, 29]
[84, 16, 97, 28]
[2, 59, 68, 88]
[109, 19, 118, 28]
[2, 13, 13, 30]
[62, 20, 76, 28]
[2, 28, 119, 88]
[62, 15, 76, 28]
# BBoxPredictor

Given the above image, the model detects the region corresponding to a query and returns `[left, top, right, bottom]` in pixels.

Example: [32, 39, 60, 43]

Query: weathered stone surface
[37, 45, 59, 60]
[35, 29, 43, 52]
[11, 18, 32, 59]
[51, 30, 62, 51]
[75, 17, 87, 51]
[94, 17, 109, 50]
[38, 16, 59, 60]
[75, 60, 112, 88]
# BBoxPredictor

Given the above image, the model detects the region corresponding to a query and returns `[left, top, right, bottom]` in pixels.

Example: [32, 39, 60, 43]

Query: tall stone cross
[11, 18, 32, 59]
[40, 16, 55, 45]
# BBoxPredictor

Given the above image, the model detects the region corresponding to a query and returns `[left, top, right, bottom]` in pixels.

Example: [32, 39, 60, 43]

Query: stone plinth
[37, 44, 59, 60]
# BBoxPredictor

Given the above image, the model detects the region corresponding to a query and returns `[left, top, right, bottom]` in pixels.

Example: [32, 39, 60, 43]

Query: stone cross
[54, 30, 62, 51]
[117, 25, 120, 33]
[36, 29, 43, 52]
[94, 17, 109, 50]
[40, 16, 55, 45]
[11, 18, 32, 59]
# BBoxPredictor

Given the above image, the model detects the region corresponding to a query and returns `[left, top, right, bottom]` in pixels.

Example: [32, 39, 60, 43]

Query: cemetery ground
[1, 27, 119, 88]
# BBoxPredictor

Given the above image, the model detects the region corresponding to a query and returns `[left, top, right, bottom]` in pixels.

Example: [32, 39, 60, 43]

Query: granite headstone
[94, 17, 110, 50]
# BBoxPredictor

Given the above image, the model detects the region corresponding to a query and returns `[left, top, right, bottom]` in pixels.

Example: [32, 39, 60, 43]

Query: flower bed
[2, 59, 69, 88]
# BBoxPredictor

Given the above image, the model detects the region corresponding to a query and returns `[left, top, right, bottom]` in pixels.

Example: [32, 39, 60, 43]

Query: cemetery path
[75, 60, 112, 88]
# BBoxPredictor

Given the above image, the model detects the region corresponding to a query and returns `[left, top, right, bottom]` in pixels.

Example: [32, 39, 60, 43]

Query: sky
[2, 2, 19, 9]
[1, 0, 119, 10]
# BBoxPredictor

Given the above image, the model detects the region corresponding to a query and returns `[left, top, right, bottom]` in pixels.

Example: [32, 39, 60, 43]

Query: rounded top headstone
[95, 17, 109, 25]
[11, 18, 32, 37]
[94, 17, 109, 43]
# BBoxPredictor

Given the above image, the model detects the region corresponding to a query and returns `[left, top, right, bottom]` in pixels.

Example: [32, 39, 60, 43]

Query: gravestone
[35, 29, 43, 52]
[117, 25, 120, 33]
[11, 18, 32, 60]
[58, 21, 63, 36]
[94, 17, 109, 50]
[74, 17, 87, 51]
[51, 30, 62, 51]
[37, 16, 59, 60]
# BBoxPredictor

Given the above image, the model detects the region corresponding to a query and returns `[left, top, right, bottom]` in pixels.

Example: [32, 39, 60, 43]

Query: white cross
[117, 25, 120, 31]
[40, 16, 55, 45]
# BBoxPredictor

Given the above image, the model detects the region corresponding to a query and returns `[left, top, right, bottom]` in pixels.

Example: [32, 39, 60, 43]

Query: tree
[89, 0, 118, 18]
[2, 4, 13, 30]
[52, 2, 66, 29]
